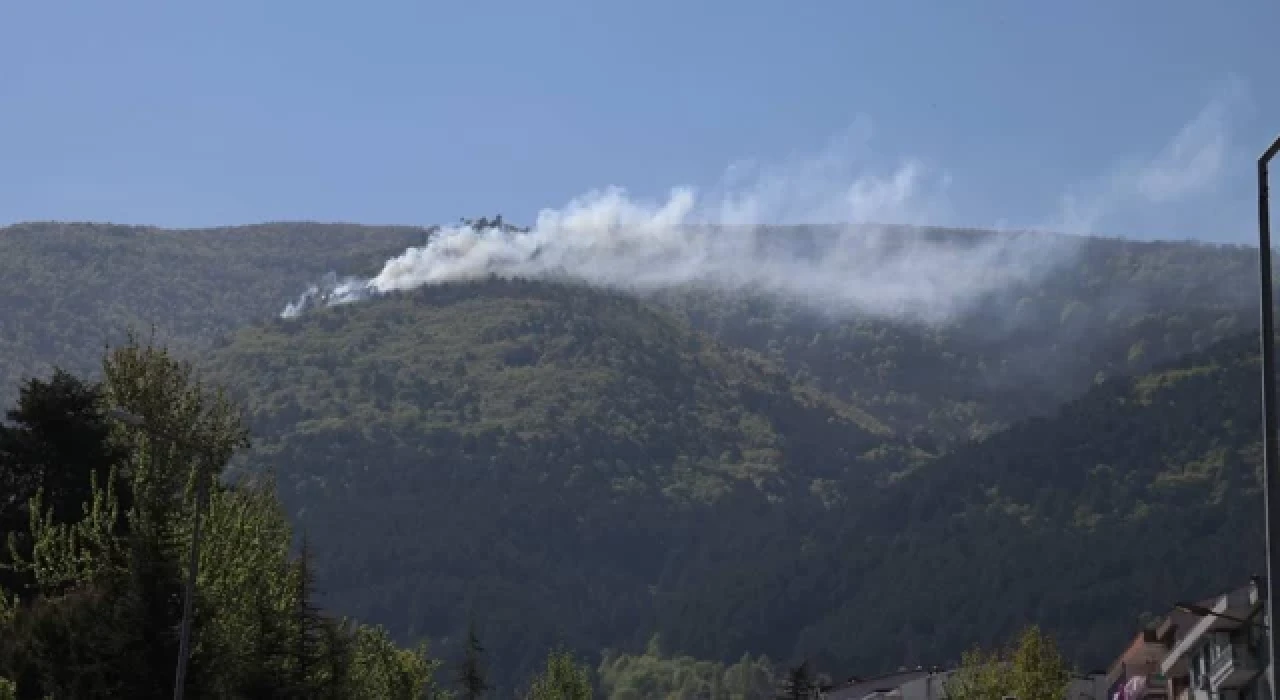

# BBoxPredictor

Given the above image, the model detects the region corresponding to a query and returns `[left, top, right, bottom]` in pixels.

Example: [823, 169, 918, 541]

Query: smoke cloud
[281, 128, 1069, 325]
[281, 92, 1239, 324]
[1049, 78, 1246, 238]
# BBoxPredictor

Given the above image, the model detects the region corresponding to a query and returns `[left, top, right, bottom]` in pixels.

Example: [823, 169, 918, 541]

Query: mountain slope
[4, 219, 1272, 684]
[202, 277, 912, 688]
[665, 234, 1259, 445]
[654, 331, 1265, 675]
[1, 220, 1261, 449]
[205, 277, 1268, 684]
[0, 221, 426, 406]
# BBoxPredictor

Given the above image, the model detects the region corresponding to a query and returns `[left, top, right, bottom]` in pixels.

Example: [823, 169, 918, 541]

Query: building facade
[824, 580, 1272, 700]
[824, 667, 1108, 700]
[1156, 581, 1269, 700]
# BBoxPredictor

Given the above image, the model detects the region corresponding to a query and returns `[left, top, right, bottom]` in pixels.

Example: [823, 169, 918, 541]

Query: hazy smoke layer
[281, 133, 1070, 323]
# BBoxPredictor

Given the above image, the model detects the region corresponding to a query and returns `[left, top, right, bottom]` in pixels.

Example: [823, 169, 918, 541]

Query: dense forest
[0, 220, 1272, 694]
[663, 231, 1258, 444]
[0, 221, 427, 409]
[0, 221, 1259, 437]
[657, 331, 1265, 674]
[200, 278, 912, 690]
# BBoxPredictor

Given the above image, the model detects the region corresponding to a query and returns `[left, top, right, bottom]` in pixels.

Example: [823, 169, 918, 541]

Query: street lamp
[109, 407, 206, 700]
[1258, 133, 1280, 700]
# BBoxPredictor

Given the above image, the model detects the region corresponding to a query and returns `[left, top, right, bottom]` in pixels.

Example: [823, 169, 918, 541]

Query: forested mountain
[200, 277, 913, 689]
[203, 282, 1266, 689]
[0, 221, 426, 408]
[656, 331, 1265, 676]
[664, 233, 1259, 444]
[0, 220, 1271, 692]
[0, 221, 1258, 446]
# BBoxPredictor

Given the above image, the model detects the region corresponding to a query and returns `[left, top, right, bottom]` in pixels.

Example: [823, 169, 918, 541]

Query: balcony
[1208, 644, 1259, 690]
[1143, 673, 1170, 699]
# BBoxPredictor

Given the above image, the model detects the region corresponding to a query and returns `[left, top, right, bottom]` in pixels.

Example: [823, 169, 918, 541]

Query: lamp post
[109, 408, 206, 700]
[1258, 134, 1280, 700]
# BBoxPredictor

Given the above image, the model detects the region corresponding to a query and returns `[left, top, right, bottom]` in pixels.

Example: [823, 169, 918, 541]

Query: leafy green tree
[0, 338, 447, 699]
[527, 648, 592, 700]
[946, 626, 1071, 700]
[598, 644, 774, 700]
[348, 626, 444, 700]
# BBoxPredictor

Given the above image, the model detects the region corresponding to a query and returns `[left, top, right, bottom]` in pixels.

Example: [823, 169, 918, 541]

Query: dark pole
[108, 408, 206, 700]
[1258, 134, 1280, 700]
[172, 465, 206, 700]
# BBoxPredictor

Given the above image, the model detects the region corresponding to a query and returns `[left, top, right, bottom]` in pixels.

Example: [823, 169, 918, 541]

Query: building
[824, 582, 1272, 700]
[1103, 604, 1204, 700]
[822, 667, 1108, 700]
[823, 669, 942, 700]
[1157, 580, 1269, 700]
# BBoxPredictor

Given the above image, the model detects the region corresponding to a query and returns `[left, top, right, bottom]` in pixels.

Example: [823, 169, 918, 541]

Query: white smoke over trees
[281, 93, 1240, 324]
[281, 131, 1071, 324]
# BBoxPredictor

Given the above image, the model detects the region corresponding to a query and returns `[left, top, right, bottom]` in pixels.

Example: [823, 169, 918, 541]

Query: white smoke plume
[281, 90, 1238, 325]
[281, 127, 1071, 325]
[1049, 77, 1247, 238]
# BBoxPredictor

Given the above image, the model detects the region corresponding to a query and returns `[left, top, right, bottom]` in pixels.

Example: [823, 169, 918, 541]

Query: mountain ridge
[2, 219, 1272, 689]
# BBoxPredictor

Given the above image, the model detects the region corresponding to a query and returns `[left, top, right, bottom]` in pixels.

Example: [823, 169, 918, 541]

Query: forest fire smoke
[281, 130, 1070, 324]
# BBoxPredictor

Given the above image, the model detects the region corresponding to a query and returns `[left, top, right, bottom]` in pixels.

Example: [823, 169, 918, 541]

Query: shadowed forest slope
[1, 220, 1270, 688]
[202, 278, 910, 685]
[655, 331, 1265, 675]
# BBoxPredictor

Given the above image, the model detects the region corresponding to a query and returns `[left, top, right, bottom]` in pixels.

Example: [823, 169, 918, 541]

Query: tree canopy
[0, 338, 446, 699]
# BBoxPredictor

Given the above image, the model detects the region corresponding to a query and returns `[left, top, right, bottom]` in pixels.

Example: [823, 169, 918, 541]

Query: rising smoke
[280, 96, 1235, 325]
[281, 128, 1075, 325]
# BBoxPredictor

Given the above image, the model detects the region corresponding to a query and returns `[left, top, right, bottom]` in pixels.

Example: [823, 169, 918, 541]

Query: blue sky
[1, 0, 1276, 241]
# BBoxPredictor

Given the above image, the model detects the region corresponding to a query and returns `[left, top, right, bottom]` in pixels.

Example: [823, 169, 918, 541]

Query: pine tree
[290, 536, 325, 698]
[776, 661, 814, 700]
[238, 566, 290, 699]
[456, 619, 489, 700]
[0, 370, 126, 597]
[122, 511, 188, 700]
[319, 617, 355, 699]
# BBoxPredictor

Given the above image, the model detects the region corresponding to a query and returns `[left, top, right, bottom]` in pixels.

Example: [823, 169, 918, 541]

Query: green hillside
[655, 331, 1265, 675]
[666, 233, 1259, 445]
[2, 220, 1272, 688]
[203, 281, 1270, 688]
[0, 221, 1260, 449]
[201, 277, 911, 688]
[0, 221, 425, 407]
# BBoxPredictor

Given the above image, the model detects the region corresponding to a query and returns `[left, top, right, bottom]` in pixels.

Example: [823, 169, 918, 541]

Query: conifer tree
[457, 618, 489, 700]
[290, 536, 325, 698]
[776, 661, 814, 700]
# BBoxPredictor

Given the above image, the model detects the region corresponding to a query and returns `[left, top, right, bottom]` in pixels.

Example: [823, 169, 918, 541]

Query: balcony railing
[1208, 644, 1259, 690]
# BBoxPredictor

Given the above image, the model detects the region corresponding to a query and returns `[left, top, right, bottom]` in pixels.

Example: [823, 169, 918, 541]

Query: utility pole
[172, 469, 207, 700]
[109, 408, 205, 700]
[1256, 134, 1280, 700]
